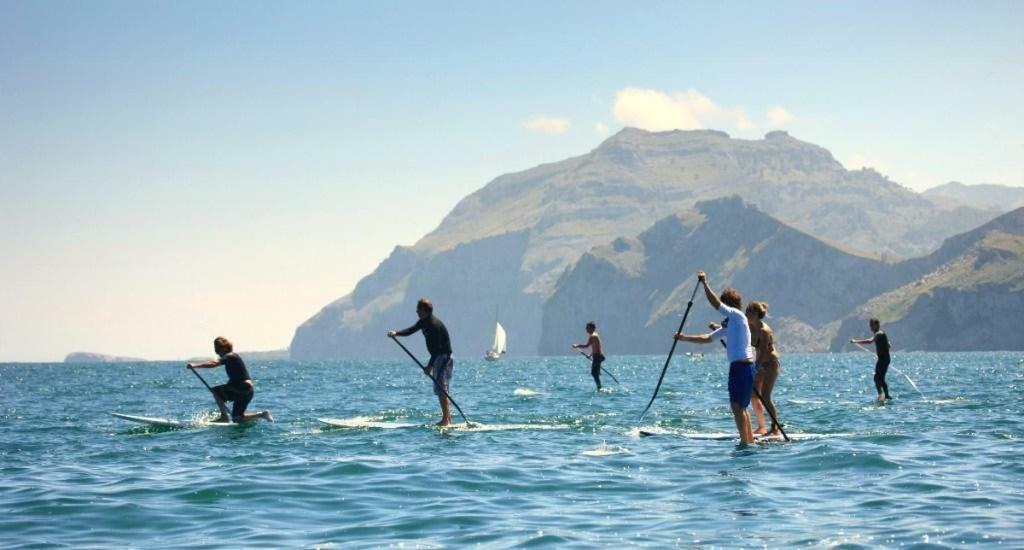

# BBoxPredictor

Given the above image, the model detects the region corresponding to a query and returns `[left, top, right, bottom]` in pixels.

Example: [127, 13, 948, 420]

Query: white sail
[491, 322, 507, 355]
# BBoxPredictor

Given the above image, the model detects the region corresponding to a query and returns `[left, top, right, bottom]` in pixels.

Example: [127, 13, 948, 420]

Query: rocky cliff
[542, 201, 1024, 354]
[830, 208, 1024, 351]
[539, 197, 915, 354]
[293, 129, 997, 359]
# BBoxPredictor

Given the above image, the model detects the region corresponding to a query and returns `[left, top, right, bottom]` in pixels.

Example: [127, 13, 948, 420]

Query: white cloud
[594, 122, 610, 135]
[766, 106, 794, 127]
[522, 115, 571, 134]
[611, 87, 754, 133]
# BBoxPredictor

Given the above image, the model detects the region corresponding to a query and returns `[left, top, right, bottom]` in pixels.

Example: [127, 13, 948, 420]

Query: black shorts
[213, 384, 254, 418]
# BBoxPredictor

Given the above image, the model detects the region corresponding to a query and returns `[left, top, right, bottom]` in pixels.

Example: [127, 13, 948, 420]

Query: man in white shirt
[674, 271, 756, 444]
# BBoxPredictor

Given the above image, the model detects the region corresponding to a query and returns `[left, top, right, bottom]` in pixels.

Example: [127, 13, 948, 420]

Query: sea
[1, 352, 1022, 548]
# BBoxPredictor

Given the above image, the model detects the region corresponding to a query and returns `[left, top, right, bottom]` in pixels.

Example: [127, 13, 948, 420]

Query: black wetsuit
[397, 314, 454, 396]
[591, 354, 605, 389]
[213, 353, 254, 418]
[873, 331, 891, 399]
[396, 314, 453, 361]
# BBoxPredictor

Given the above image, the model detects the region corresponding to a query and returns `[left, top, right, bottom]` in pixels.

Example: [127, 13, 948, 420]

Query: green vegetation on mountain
[831, 208, 1024, 351]
[292, 129, 1005, 359]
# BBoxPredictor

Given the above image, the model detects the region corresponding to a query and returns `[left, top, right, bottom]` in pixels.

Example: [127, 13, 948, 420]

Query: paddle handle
[390, 336, 473, 426]
[639, 279, 702, 420]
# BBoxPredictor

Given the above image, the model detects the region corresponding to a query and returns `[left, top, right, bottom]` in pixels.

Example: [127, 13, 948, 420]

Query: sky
[1, 1, 1022, 362]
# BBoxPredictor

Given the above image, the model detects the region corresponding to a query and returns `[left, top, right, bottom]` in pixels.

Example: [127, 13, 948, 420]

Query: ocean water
[1, 352, 1022, 548]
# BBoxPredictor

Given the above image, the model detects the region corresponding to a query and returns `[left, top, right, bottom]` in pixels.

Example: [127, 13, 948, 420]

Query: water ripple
[1, 353, 1023, 546]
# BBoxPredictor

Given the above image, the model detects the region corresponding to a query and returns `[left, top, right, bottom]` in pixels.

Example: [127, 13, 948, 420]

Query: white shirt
[708, 303, 754, 363]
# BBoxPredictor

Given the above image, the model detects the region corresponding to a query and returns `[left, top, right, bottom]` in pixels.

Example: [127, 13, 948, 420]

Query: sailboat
[485, 321, 507, 361]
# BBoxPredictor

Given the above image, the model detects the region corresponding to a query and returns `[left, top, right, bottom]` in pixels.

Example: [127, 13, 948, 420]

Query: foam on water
[513, 387, 542, 397]
[581, 441, 630, 456]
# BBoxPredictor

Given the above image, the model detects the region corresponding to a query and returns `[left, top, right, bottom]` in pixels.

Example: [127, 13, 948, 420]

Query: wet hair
[416, 298, 433, 314]
[213, 336, 233, 353]
[746, 301, 768, 319]
[720, 288, 743, 310]
[586, 321, 596, 331]
[869, 318, 881, 330]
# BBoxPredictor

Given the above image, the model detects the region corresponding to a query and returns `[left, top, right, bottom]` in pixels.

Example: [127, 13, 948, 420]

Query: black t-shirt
[397, 314, 453, 358]
[874, 331, 891, 362]
[221, 353, 252, 387]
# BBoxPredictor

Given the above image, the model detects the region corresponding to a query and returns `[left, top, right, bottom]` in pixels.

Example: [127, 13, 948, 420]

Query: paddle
[852, 341, 924, 398]
[389, 335, 475, 427]
[187, 366, 235, 423]
[576, 351, 627, 390]
[639, 279, 702, 421]
[188, 366, 215, 392]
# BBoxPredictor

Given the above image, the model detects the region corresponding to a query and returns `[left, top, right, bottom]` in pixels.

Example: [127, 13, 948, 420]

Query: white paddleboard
[318, 417, 567, 432]
[437, 422, 567, 432]
[635, 428, 845, 441]
[111, 412, 234, 428]
[318, 417, 419, 430]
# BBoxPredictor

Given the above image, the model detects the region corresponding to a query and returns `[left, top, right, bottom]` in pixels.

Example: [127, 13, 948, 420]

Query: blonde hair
[745, 301, 768, 319]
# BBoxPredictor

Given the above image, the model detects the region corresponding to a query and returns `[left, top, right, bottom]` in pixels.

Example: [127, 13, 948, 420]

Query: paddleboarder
[747, 301, 781, 436]
[674, 272, 756, 444]
[388, 298, 455, 426]
[186, 337, 274, 423]
[851, 318, 892, 401]
[571, 321, 605, 390]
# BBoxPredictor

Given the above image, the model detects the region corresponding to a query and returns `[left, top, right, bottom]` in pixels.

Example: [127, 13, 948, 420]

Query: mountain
[923, 182, 1024, 212]
[538, 197, 915, 354]
[830, 207, 1024, 351]
[542, 201, 1024, 354]
[65, 352, 146, 363]
[292, 129, 997, 359]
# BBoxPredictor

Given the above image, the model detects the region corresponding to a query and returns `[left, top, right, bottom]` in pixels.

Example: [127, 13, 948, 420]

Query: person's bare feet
[261, 410, 275, 422]
[213, 415, 231, 424]
[753, 427, 768, 436]
[435, 419, 452, 427]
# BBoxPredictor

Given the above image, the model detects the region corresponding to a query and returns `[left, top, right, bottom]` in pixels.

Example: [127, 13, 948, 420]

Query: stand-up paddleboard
[633, 427, 845, 441]
[318, 417, 419, 430]
[111, 412, 234, 428]
[437, 422, 566, 432]
[319, 417, 567, 432]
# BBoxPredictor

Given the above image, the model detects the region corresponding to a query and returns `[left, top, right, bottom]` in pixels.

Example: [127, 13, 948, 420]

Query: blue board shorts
[728, 361, 754, 407]
[429, 354, 453, 397]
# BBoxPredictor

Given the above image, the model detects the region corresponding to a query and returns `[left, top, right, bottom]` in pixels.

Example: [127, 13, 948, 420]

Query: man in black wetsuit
[187, 336, 274, 423]
[851, 318, 892, 401]
[388, 298, 455, 426]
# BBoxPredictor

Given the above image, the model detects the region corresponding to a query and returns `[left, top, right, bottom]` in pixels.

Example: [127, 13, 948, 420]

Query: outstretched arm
[675, 332, 713, 344]
[850, 335, 876, 345]
[187, 358, 222, 369]
[698, 271, 722, 310]
[388, 321, 421, 338]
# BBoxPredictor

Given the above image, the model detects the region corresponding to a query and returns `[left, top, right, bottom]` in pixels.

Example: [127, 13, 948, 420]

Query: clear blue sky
[1, 1, 1021, 361]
